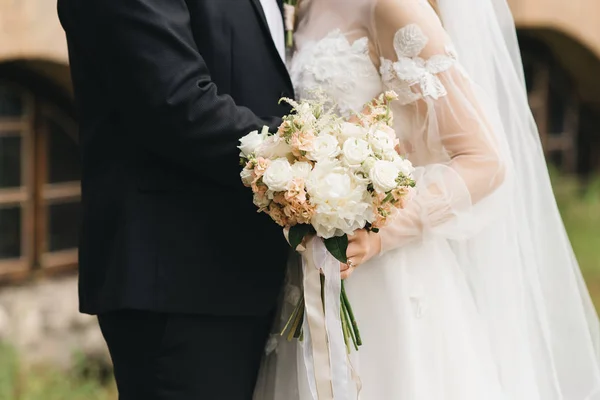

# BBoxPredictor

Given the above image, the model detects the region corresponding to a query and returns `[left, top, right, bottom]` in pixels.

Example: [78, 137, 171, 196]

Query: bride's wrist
[368, 231, 382, 259]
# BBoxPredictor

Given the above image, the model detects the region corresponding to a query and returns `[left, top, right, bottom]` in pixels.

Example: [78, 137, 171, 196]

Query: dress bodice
[289, 30, 383, 118]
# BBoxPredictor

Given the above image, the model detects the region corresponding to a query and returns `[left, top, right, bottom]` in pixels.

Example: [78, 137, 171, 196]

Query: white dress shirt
[259, 0, 286, 62]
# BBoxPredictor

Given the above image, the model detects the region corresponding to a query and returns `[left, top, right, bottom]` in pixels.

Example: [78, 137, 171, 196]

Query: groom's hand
[340, 229, 381, 279]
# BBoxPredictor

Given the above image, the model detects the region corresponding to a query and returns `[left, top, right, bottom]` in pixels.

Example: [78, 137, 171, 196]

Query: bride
[256, 0, 600, 398]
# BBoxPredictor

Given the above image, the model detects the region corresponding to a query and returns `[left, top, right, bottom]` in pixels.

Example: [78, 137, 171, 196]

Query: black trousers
[98, 310, 273, 400]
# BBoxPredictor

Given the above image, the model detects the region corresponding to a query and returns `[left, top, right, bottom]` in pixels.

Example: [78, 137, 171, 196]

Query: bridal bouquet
[239, 91, 415, 352]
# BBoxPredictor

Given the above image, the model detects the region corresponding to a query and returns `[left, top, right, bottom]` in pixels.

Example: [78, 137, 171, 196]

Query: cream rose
[395, 157, 415, 177]
[307, 134, 340, 162]
[240, 168, 255, 187]
[307, 162, 372, 238]
[291, 161, 313, 179]
[361, 156, 377, 173]
[239, 127, 268, 157]
[340, 122, 368, 141]
[262, 158, 294, 192]
[258, 135, 293, 159]
[370, 160, 401, 194]
[253, 192, 271, 209]
[369, 128, 396, 155]
[342, 138, 372, 168]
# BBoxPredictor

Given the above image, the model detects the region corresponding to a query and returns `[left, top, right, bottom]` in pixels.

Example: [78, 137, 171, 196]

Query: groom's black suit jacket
[57, 0, 294, 316]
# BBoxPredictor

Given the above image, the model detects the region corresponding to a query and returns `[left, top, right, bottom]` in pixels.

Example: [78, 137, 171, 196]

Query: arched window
[0, 81, 80, 280]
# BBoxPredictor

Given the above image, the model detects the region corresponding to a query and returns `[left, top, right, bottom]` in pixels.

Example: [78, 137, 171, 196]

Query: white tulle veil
[438, 0, 600, 397]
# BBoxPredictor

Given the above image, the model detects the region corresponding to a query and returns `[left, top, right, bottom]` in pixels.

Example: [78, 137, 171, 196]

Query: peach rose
[272, 192, 288, 206]
[277, 120, 293, 137]
[391, 187, 414, 209]
[284, 178, 307, 204]
[253, 157, 271, 179]
[268, 203, 289, 227]
[290, 130, 316, 157]
[283, 201, 315, 225]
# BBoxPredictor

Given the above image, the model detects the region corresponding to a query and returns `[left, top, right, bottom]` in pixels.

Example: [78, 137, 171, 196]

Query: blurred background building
[0, 0, 598, 389]
[510, 0, 600, 175]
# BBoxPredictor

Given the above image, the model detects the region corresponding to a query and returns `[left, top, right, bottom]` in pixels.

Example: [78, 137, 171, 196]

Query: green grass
[0, 171, 598, 399]
[552, 171, 600, 307]
[0, 344, 117, 400]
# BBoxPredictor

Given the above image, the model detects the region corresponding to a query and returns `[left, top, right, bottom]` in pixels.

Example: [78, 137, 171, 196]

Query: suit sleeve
[68, 0, 282, 181]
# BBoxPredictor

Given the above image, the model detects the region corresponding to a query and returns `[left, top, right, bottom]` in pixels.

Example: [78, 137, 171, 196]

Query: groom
[57, 0, 293, 398]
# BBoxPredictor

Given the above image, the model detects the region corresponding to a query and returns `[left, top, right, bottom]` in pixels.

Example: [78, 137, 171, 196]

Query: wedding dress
[254, 0, 600, 399]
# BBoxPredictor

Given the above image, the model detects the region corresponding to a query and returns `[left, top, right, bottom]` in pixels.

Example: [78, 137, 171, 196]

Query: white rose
[361, 156, 377, 173]
[311, 213, 344, 239]
[239, 127, 268, 157]
[240, 168, 255, 186]
[370, 160, 400, 193]
[342, 139, 372, 167]
[340, 122, 368, 141]
[253, 192, 271, 209]
[307, 162, 372, 238]
[369, 129, 396, 155]
[395, 158, 415, 177]
[382, 149, 400, 162]
[258, 135, 292, 159]
[291, 161, 313, 179]
[262, 158, 294, 192]
[307, 134, 340, 161]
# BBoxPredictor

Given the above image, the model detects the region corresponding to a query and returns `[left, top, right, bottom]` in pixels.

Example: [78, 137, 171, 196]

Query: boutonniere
[283, 0, 298, 48]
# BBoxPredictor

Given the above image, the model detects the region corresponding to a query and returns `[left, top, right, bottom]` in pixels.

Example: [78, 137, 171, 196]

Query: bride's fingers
[347, 230, 366, 242]
[341, 269, 353, 280]
[347, 242, 365, 260]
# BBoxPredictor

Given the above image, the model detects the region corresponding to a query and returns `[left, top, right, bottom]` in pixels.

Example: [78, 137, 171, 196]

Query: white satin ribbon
[300, 237, 354, 400]
[283, 3, 296, 32]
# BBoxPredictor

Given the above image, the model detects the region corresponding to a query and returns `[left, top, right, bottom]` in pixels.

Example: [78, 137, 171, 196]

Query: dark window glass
[0, 85, 23, 117]
[48, 201, 80, 252]
[0, 206, 21, 259]
[47, 119, 80, 183]
[0, 135, 22, 188]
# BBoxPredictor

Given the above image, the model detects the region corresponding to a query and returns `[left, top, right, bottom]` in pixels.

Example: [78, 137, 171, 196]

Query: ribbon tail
[318, 240, 351, 400]
[302, 241, 334, 399]
[300, 237, 361, 400]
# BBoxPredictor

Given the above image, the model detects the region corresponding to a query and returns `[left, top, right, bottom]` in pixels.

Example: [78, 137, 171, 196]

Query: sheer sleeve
[370, 0, 508, 252]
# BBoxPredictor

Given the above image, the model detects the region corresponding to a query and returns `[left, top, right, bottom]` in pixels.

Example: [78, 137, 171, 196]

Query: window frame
[0, 80, 80, 282]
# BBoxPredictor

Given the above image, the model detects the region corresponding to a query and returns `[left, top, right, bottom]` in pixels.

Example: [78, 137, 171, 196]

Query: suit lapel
[248, 0, 294, 92]
[249, 0, 270, 34]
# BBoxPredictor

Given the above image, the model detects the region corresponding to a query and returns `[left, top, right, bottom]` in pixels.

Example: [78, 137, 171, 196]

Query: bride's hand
[340, 229, 381, 279]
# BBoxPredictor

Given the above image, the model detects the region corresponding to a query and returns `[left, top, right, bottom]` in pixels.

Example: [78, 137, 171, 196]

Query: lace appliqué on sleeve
[379, 24, 458, 105]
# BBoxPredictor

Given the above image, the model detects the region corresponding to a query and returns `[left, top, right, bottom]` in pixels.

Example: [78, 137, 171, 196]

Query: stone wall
[0, 276, 109, 368]
[0, 0, 68, 64]
[508, 0, 600, 59]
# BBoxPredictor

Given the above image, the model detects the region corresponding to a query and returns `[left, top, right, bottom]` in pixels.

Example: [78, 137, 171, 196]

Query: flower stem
[281, 293, 304, 337]
[340, 303, 352, 354]
[341, 281, 362, 346]
[293, 302, 305, 339]
[287, 301, 304, 342]
[341, 299, 359, 351]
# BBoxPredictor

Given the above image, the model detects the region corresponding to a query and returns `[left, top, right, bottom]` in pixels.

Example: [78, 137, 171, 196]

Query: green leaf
[289, 224, 311, 251]
[324, 235, 349, 263]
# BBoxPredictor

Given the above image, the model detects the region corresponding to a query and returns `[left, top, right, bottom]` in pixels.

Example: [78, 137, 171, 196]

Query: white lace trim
[380, 24, 458, 105]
